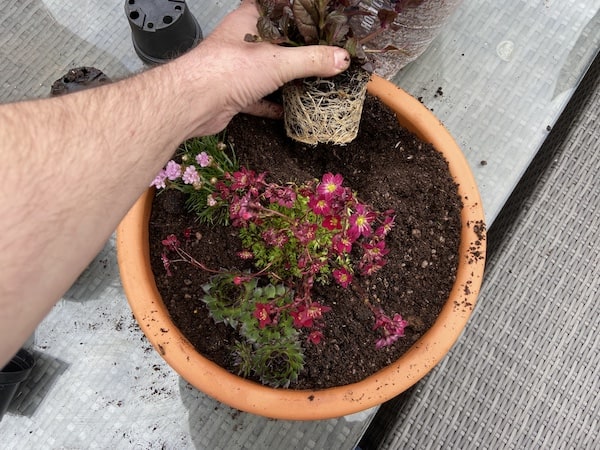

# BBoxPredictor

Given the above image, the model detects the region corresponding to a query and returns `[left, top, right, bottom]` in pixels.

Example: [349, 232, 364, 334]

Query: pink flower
[150, 169, 167, 189]
[230, 167, 256, 190]
[332, 234, 353, 255]
[276, 189, 296, 208]
[195, 151, 212, 167]
[291, 302, 331, 328]
[233, 275, 250, 285]
[375, 214, 396, 237]
[215, 181, 231, 201]
[165, 161, 182, 181]
[253, 303, 274, 328]
[161, 234, 180, 250]
[362, 240, 389, 261]
[265, 186, 296, 208]
[291, 308, 311, 328]
[317, 173, 344, 199]
[373, 310, 408, 349]
[359, 260, 386, 276]
[332, 267, 353, 288]
[307, 330, 325, 345]
[161, 252, 172, 276]
[306, 259, 326, 275]
[322, 216, 342, 231]
[308, 195, 331, 216]
[229, 194, 257, 224]
[182, 166, 200, 185]
[262, 228, 289, 248]
[293, 224, 318, 245]
[348, 204, 376, 240]
[237, 250, 254, 260]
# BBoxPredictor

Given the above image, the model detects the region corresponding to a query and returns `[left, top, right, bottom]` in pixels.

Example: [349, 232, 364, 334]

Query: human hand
[178, 0, 351, 134]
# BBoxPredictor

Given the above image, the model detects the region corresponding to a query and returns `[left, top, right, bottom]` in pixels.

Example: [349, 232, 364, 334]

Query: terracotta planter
[117, 75, 486, 420]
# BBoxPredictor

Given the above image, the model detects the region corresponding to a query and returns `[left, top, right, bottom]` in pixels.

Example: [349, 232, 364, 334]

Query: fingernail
[334, 49, 350, 70]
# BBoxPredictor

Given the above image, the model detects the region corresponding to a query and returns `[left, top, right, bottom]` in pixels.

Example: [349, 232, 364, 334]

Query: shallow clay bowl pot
[117, 75, 486, 420]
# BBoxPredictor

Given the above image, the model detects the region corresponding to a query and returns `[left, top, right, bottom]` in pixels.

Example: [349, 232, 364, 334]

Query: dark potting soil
[148, 95, 463, 390]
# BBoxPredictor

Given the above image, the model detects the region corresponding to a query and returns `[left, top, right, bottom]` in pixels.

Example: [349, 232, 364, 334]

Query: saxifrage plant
[152, 135, 408, 387]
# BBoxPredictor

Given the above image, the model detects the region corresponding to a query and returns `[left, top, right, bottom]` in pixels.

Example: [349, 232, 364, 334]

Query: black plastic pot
[0, 349, 34, 422]
[125, 0, 203, 64]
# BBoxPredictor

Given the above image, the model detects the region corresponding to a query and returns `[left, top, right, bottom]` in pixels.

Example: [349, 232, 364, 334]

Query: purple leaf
[292, 0, 326, 44]
[257, 16, 285, 42]
[324, 10, 350, 46]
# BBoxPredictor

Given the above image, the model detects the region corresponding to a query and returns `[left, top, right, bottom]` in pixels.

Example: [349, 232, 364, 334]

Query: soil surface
[148, 95, 463, 390]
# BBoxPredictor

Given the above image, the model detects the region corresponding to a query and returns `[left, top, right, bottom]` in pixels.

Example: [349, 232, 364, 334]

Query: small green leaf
[264, 284, 276, 298]
[275, 284, 287, 297]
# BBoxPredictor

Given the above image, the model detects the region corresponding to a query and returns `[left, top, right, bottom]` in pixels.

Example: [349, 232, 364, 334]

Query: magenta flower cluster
[214, 170, 396, 288]
[154, 140, 407, 349]
[209, 169, 405, 347]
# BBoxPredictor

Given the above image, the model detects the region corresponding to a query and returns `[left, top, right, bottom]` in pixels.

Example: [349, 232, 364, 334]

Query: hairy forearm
[0, 52, 216, 364]
[0, 0, 349, 365]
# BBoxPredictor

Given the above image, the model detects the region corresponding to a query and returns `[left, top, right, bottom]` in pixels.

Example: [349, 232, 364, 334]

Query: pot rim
[117, 74, 486, 420]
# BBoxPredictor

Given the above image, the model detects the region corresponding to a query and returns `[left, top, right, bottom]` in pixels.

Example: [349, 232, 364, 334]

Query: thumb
[275, 46, 351, 83]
